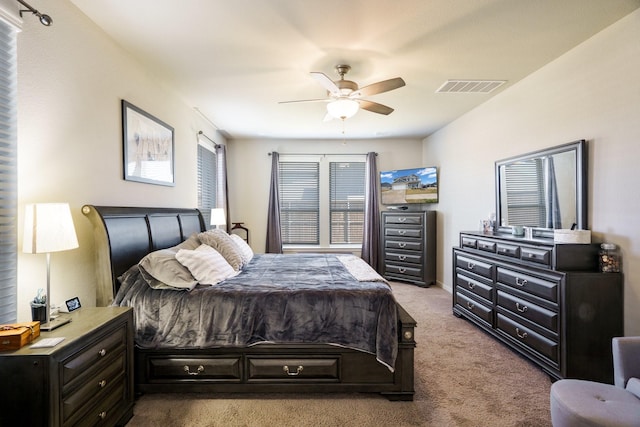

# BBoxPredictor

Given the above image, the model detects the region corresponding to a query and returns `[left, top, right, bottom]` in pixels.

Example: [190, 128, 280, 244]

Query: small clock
[65, 297, 81, 312]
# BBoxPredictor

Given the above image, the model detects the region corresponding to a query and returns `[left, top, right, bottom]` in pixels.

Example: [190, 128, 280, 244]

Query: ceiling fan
[280, 65, 406, 121]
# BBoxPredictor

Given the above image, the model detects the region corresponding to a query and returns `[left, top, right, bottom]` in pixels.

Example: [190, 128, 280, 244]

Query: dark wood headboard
[82, 205, 206, 306]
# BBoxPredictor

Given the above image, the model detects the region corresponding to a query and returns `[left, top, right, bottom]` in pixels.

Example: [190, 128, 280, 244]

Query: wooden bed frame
[82, 205, 416, 401]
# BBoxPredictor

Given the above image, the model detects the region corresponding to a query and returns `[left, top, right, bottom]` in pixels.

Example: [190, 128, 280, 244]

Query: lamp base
[40, 315, 71, 331]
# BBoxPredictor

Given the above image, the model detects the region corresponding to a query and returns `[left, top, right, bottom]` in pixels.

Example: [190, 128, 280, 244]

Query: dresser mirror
[495, 140, 587, 238]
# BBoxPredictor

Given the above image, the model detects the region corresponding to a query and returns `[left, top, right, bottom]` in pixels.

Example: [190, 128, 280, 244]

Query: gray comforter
[114, 253, 398, 370]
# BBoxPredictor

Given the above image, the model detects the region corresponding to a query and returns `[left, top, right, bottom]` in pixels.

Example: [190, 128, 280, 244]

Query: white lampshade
[23, 203, 79, 254]
[326, 99, 359, 120]
[210, 208, 226, 227]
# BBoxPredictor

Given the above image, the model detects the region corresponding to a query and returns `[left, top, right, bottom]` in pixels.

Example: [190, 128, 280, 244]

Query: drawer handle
[184, 365, 205, 376]
[467, 281, 475, 289]
[398, 267, 406, 273]
[467, 262, 475, 270]
[516, 303, 528, 313]
[515, 278, 528, 287]
[98, 349, 107, 357]
[398, 217, 407, 222]
[516, 328, 528, 339]
[283, 365, 304, 376]
[398, 255, 406, 261]
[98, 379, 107, 388]
[398, 230, 406, 235]
[466, 301, 475, 310]
[98, 411, 107, 420]
[398, 242, 407, 248]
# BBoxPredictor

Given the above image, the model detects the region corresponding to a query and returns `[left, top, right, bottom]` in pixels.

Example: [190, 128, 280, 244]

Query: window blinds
[505, 159, 545, 227]
[329, 162, 364, 244]
[278, 162, 319, 245]
[197, 144, 217, 227]
[0, 20, 17, 323]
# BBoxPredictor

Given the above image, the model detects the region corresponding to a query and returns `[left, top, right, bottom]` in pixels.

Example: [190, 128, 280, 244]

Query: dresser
[453, 232, 623, 383]
[381, 210, 436, 287]
[0, 307, 134, 427]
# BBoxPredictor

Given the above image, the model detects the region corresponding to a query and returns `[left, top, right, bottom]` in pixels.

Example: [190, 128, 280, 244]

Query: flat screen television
[380, 166, 438, 205]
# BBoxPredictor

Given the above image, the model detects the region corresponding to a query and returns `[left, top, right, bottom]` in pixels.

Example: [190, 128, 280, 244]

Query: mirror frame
[495, 140, 587, 239]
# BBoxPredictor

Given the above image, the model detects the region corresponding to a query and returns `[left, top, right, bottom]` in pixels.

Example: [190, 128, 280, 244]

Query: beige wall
[226, 138, 424, 253]
[424, 10, 640, 335]
[14, 0, 639, 339]
[16, 1, 222, 320]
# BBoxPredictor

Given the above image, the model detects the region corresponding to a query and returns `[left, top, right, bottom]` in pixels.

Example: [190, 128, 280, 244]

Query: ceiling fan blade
[322, 113, 334, 122]
[359, 100, 394, 115]
[278, 98, 328, 104]
[352, 77, 405, 98]
[310, 72, 340, 96]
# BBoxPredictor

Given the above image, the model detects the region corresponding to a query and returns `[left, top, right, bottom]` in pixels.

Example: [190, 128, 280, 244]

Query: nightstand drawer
[62, 323, 127, 386]
[68, 376, 128, 427]
[62, 353, 126, 423]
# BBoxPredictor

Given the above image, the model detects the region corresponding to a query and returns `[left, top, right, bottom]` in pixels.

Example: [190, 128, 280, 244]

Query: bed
[82, 205, 416, 401]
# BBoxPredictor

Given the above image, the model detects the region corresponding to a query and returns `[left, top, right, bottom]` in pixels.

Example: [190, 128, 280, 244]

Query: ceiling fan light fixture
[327, 99, 359, 120]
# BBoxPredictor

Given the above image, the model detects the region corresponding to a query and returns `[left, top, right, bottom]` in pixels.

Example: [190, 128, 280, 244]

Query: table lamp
[23, 203, 78, 330]
[210, 208, 226, 230]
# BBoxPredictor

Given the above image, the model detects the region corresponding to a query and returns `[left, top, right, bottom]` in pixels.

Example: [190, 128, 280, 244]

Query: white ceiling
[68, 0, 639, 140]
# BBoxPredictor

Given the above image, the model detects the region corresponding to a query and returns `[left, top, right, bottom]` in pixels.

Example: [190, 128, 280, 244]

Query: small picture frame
[65, 297, 81, 312]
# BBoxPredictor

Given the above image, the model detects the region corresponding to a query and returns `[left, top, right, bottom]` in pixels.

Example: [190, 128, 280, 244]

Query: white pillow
[176, 244, 237, 285]
[198, 229, 245, 271]
[229, 234, 254, 264]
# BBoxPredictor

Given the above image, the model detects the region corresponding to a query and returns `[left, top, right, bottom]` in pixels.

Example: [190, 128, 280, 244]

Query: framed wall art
[122, 100, 175, 186]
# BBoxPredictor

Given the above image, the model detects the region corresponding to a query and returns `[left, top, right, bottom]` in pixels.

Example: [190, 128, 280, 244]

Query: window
[197, 142, 217, 227]
[0, 19, 17, 323]
[279, 161, 319, 245]
[330, 162, 364, 244]
[278, 155, 365, 247]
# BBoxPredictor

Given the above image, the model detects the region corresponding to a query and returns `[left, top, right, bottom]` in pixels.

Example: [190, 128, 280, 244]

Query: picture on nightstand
[65, 297, 81, 312]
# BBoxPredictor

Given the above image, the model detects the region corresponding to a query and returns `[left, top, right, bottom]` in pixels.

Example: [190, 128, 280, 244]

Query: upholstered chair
[550, 336, 640, 426]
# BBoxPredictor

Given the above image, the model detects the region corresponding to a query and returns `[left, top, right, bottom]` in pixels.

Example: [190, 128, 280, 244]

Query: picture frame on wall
[122, 100, 175, 186]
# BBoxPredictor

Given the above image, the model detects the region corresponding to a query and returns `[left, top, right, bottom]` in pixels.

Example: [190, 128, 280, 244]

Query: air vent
[436, 80, 506, 93]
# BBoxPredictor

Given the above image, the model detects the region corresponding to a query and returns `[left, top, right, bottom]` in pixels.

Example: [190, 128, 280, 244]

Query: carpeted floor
[125, 282, 553, 426]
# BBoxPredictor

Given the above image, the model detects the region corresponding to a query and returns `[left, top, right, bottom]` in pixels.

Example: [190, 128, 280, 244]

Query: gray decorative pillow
[198, 229, 245, 271]
[137, 234, 201, 290]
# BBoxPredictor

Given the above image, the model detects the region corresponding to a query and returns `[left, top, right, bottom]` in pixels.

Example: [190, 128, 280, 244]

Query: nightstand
[0, 307, 134, 426]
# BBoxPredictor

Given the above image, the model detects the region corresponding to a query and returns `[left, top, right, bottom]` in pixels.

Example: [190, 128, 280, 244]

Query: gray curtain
[361, 152, 381, 272]
[215, 144, 230, 232]
[266, 152, 283, 253]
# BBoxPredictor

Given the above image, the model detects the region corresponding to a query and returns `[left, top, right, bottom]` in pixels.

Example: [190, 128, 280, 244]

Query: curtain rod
[198, 131, 220, 148]
[268, 152, 377, 156]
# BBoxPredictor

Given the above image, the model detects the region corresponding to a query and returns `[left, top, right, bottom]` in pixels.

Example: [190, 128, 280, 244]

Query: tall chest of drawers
[0, 307, 134, 427]
[453, 232, 623, 383]
[381, 211, 436, 287]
